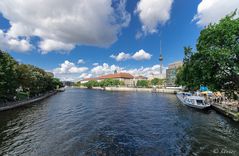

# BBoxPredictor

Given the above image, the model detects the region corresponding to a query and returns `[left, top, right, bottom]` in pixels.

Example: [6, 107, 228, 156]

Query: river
[0, 88, 239, 156]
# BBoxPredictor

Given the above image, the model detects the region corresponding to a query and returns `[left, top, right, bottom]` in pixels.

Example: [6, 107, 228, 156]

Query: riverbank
[77, 86, 180, 94]
[1, 88, 239, 155]
[210, 101, 239, 122]
[0, 91, 58, 112]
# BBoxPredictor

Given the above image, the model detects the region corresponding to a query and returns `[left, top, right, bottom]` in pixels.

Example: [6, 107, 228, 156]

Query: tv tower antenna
[159, 40, 163, 75]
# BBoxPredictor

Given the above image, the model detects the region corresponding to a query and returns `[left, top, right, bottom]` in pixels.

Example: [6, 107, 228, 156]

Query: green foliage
[176, 13, 239, 98]
[119, 80, 125, 86]
[99, 79, 121, 87]
[16, 92, 29, 101]
[16, 64, 62, 96]
[52, 78, 63, 89]
[151, 78, 160, 86]
[83, 79, 124, 88]
[151, 78, 165, 86]
[0, 51, 19, 102]
[175, 47, 200, 90]
[83, 80, 99, 89]
[0, 50, 63, 102]
[75, 81, 81, 87]
[136, 80, 149, 88]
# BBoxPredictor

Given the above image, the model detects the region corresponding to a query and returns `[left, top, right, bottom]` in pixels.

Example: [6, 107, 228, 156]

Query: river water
[0, 88, 238, 156]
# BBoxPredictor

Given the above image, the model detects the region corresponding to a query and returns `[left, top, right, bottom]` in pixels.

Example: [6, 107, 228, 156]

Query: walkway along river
[0, 88, 239, 155]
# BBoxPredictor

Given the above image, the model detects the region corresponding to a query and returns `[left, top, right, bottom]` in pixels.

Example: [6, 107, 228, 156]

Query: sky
[0, 0, 238, 81]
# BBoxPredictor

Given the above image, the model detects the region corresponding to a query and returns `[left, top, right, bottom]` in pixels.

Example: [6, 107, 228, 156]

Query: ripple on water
[0, 89, 239, 156]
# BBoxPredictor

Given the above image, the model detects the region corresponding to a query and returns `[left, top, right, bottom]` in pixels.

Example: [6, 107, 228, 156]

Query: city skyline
[0, 0, 238, 81]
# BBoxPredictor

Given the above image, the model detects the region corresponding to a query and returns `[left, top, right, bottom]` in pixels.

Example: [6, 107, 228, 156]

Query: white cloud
[124, 64, 166, 78]
[53, 62, 167, 81]
[110, 52, 131, 61]
[111, 49, 152, 61]
[0, 0, 130, 53]
[193, 0, 239, 26]
[91, 63, 123, 76]
[135, 0, 173, 34]
[79, 73, 92, 79]
[53, 60, 88, 74]
[39, 39, 75, 54]
[53, 60, 88, 82]
[0, 30, 32, 52]
[132, 49, 152, 61]
[92, 63, 99, 66]
[77, 59, 85, 64]
[135, 31, 143, 40]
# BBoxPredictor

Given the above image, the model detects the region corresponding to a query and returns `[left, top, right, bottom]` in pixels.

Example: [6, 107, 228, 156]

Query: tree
[175, 47, 202, 90]
[16, 64, 34, 93]
[136, 80, 149, 88]
[0, 51, 19, 102]
[1, 51, 63, 102]
[151, 78, 165, 86]
[158, 79, 166, 86]
[99, 79, 122, 87]
[151, 78, 160, 86]
[196, 13, 239, 97]
[84, 80, 99, 89]
[75, 81, 81, 87]
[176, 13, 239, 98]
[52, 78, 63, 89]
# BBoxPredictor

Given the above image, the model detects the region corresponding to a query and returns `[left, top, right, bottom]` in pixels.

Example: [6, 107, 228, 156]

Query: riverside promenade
[0, 91, 58, 112]
[79, 86, 179, 94]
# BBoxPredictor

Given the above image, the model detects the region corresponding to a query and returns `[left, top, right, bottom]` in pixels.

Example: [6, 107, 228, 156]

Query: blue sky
[0, 0, 238, 81]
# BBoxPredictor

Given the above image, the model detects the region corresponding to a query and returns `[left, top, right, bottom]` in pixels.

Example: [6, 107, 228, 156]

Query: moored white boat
[176, 92, 211, 109]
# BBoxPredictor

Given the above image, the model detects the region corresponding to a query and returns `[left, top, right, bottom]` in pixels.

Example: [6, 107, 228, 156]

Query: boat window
[185, 98, 192, 104]
[196, 100, 204, 105]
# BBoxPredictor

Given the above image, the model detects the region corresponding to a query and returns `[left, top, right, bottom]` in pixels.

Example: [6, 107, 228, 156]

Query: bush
[136, 80, 149, 88]
[99, 79, 122, 87]
[16, 92, 29, 101]
[84, 80, 99, 89]
[75, 81, 81, 87]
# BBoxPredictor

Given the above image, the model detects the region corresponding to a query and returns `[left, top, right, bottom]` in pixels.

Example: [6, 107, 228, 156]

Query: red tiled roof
[81, 78, 98, 81]
[98, 72, 134, 79]
[81, 73, 134, 81]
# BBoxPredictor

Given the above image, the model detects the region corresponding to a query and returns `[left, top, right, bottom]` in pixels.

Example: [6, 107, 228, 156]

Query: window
[196, 100, 204, 105]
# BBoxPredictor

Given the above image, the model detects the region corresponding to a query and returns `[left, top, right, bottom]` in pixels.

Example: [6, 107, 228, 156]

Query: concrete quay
[210, 101, 239, 122]
[0, 91, 58, 112]
[76, 86, 180, 94]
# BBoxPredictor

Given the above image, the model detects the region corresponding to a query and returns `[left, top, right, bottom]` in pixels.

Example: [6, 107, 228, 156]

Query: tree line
[136, 78, 165, 88]
[78, 79, 124, 89]
[0, 50, 63, 103]
[176, 13, 239, 99]
[78, 78, 165, 89]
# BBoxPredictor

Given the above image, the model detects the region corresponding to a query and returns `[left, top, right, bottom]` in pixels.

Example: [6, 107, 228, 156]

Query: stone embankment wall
[78, 86, 179, 94]
[104, 87, 178, 94]
[0, 91, 57, 112]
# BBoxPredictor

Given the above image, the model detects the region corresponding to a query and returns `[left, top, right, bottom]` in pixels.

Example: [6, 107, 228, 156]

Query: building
[134, 76, 148, 80]
[148, 73, 166, 80]
[80, 78, 98, 84]
[166, 61, 183, 87]
[81, 72, 135, 87]
[134, 76, 148, 86]
[99, 73, 134, 87]
[168, 61, 183, 69]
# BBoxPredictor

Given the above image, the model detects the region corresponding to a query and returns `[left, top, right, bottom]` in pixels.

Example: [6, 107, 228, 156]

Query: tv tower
[159, 41, 163, 75]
